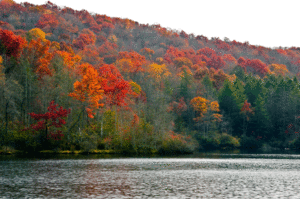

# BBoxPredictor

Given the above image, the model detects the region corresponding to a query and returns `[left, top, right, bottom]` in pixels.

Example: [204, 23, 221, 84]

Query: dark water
[1, 153, 300, 198]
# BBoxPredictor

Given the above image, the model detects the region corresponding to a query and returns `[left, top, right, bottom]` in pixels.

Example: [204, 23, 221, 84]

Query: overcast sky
[13, 0, 300, 48]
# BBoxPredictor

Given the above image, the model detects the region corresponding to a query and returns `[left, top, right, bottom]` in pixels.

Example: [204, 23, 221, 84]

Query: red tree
[98, 64, 132, 107]
[0, 29, 26, 58]
[29, 101, 70, 141]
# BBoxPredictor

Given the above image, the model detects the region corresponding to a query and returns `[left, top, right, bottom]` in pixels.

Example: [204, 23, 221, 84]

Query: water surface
[1, 153, 300, 198]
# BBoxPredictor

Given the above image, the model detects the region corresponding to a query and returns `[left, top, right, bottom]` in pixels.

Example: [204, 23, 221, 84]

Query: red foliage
[163, 46, 186, 64]
[117, 51, 146, 73]
[98, 41, 118, 57]
[35, 14, 59, 30]
[73, 29, 96, 50]
[241, 100, 252, 113]
[29, 101, 70, 140]
[98, 64, 132, 107]
[208, 54, 226, 70]
[0, 29, 26, 58]
[197, 47, 217, 57]
[238, 57, 246, 66]
[196, 47, 225, 69]
[168, 97, 187, 116]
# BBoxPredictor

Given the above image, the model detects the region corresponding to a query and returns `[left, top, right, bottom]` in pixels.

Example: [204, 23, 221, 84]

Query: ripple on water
[1, 155, 300, 198]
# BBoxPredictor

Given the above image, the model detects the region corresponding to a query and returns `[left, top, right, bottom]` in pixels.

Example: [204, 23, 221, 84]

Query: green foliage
[230, 65, 246, 82]
[288, 137, 300, 150]
[196, 131, 240, 150]
[219, 133, 240, 149]
[3, 0, 300, 155]
[240, 135, 263, 151]
[158, 132, 198, 155]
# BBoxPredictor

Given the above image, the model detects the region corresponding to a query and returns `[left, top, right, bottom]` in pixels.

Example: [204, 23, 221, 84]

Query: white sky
[13, 0, 300, 48]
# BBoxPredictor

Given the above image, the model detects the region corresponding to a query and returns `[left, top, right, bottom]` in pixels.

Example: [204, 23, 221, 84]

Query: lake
[1, 152, 300, 198]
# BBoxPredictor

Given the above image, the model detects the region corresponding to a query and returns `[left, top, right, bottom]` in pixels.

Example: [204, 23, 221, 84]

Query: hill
[1, 0, 300, 153]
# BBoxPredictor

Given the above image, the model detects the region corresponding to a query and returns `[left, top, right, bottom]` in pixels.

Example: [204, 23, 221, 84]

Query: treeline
[1, 0, 300, 154]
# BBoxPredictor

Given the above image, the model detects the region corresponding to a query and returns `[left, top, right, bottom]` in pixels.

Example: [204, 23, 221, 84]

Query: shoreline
[0, 149, 159, 155]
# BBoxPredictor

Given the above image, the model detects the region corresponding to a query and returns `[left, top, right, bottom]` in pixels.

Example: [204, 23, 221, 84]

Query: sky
[12, 0, 300, 49]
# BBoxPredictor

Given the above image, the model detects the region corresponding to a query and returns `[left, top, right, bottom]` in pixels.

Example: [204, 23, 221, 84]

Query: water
[1, 153, 300, 198]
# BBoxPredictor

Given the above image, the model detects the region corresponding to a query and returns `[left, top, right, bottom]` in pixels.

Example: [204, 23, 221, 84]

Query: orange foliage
[140, 47, 154, 59]
[25, 38, 52, 77]
[55, 50, 81, 69]
[268, 64, 289, 76]
[177, 66, 193, 77]
[79, 45, 103, 66]
[69, 63, 104, 116]
[190, 96, 209, 120]
[241, 100, 253, 121]
[117, 51, 146, 73]
[174, 57, 193, 68]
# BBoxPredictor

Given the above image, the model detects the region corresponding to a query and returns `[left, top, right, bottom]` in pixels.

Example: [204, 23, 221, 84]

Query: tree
[35, 14, 59, 31]
[73, 29, 96, 50]
[218, 79, 245, 136]
[69, 63, 104, 118]
[0, 29, 26, 59]
[190, 96, 209, 121]
[240, 100, 254, 136]
[28, 101, 70, 148]
[117, 51, 146, 74]
[98, 64, 132, 107]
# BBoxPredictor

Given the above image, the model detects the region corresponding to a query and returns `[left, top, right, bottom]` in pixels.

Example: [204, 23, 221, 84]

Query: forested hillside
[1, 0, 300, 153]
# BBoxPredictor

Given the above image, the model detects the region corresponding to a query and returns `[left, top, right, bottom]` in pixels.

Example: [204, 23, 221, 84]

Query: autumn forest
[1, 0, 300, 154]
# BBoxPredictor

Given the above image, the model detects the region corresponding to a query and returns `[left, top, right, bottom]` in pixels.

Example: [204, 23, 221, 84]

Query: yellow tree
[28, 28, 47, 42]
[268, 64, 289, 76]
[191, 97, 222, 136]
[147, 63, 170, 83]
[190, 97, 209, 121]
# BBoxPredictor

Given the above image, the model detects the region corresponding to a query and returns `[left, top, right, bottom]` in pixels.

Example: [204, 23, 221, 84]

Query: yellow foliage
[226, 74, 237, 83]
[156, 57, 164, 64]
[268, 64, 288, 76]
[129, 81, 141, 96]
[108, 35, 118, 43]
[210, 101, 220, 112]
[50, 41, 60, 52]
[28, 28, 47, 42]
[43, 9, 53, 14]
[147, 63, 170, 81]
[0, 56, 4, 84]
[190, 97, 209, 115]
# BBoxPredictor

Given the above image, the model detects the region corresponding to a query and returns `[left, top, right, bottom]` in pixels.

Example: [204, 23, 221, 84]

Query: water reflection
[1, 153, 300, 198]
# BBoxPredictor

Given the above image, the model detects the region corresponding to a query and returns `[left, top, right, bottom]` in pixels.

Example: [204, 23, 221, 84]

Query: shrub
[219, 133, 240, 149]
[158, 131, 197, 155]
[288, 137, 300, 150]
[240, 135, 262, 151]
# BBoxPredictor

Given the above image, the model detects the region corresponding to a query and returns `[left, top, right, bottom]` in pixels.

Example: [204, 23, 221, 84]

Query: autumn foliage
[0, 29, 26, 58]
[69, 63, 104, 117]
[29, 101, 70, 140]
[2, 0, 300, 153]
